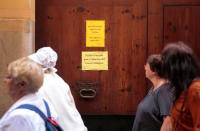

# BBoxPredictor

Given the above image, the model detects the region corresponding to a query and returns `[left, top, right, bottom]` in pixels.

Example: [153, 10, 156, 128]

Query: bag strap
[16, 99, 51, 121]
[16, 104, 47, 121]
[43, 99, 51, 117]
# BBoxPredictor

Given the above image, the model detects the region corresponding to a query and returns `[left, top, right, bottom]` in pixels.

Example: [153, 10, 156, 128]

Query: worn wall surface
[0, 0, 35, 116]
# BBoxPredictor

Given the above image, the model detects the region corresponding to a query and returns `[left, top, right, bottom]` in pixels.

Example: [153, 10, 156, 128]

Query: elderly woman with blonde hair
[29, 47, 87, 131]
[0, 57, 57, 131]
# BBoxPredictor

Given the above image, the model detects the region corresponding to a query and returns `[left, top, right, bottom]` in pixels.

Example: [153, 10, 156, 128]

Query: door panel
[148, 0, 200, 58]
[36, 0, 147, 115]
[164, 6, 200, 58]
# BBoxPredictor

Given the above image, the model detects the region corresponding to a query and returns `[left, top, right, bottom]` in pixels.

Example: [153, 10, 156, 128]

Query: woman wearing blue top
[132, 54, 174, 131]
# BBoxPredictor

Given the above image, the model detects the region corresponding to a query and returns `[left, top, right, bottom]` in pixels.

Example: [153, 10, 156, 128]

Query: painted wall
[0, 0, 35, 116]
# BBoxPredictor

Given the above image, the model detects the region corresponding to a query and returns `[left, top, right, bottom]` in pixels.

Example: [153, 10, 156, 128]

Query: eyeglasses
[5, 75, 13, 79]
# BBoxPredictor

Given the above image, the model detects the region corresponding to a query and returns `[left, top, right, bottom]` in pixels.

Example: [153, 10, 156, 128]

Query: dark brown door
[36, 0, 148, 115]
[148, 0, 200, 58]
[36, 0, 200, 115]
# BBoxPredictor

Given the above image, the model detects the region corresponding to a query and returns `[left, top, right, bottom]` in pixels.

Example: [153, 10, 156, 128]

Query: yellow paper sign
[86, 20, 105, 47]
[82, 51, 108, 70]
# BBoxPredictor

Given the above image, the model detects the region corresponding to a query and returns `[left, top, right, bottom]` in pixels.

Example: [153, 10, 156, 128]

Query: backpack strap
[16, 104, 47, 121]
[16, 99, 50, 121]
[43, 99, 51, 117]
[16, 100, 63, 131]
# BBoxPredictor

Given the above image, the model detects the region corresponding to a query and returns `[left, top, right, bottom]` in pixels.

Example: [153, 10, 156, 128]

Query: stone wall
[0, 0, 35, 116]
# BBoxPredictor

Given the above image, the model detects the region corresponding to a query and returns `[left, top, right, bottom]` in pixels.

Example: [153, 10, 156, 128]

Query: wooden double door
[36, 0, 200, 115]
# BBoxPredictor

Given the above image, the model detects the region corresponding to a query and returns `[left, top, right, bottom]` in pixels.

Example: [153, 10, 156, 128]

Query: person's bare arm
[160, 116, 172, 131]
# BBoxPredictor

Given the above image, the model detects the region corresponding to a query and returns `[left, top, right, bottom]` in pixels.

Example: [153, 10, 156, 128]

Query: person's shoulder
[159, 83, 172, 91]
[0, 112, 31, 131]
[186, 79, 200, 104]
[3, 108, 46, 131]
[188, 80, 200, 94]
[158, 83, 174, 95]
[11, 107, 39, 118]
[4, 109, 35, 125]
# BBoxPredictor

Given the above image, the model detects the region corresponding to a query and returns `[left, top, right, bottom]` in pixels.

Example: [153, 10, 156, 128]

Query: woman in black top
[132, 54, 174, 131]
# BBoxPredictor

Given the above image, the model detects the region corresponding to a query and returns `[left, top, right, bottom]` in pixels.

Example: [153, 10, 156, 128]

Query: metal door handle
[79, 88, 96, 99]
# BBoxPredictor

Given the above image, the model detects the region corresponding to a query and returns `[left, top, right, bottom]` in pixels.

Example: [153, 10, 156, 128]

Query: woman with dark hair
[132, 54, 174, 131]
[161, 42, 200, 131]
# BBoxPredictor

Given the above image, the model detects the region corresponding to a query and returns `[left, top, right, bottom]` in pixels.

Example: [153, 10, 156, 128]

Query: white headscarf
[28, 47, 58, 72]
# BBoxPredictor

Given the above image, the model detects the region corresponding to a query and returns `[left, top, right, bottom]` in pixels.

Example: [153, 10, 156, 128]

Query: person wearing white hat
[29, 47, 87, 131]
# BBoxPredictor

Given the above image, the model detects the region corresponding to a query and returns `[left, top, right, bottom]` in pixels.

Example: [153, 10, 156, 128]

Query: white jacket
[37, 72, 87, 131]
